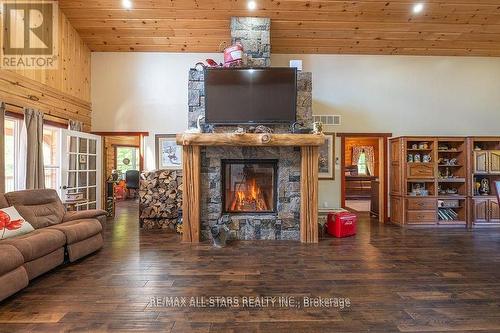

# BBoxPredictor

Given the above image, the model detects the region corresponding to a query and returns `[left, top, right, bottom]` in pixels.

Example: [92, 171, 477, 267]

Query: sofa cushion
[5, 189, 65, 229]
[63, 209, 107, 222]
[1, 229, 66, 262]
[0, 193, 8, 209]
[0, 206, 35, 240]
[0, 244, 24, 275]
[48, 219, 102, 245]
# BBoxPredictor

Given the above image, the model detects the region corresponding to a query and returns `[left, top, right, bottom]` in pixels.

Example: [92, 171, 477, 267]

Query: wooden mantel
[176, 133, 325, 147]
[177, 133, 325, 244]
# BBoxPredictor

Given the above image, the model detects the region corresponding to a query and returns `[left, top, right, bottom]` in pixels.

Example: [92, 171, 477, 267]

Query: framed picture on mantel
[319, 133, 335, 180]
[155, 134, 182, 170]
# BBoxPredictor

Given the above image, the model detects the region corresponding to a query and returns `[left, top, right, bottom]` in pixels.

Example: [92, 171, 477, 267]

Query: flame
[230, 177, 268, 211]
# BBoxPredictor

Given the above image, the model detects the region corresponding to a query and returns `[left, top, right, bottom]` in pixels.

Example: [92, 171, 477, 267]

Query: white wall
[92, 52, 500, 208]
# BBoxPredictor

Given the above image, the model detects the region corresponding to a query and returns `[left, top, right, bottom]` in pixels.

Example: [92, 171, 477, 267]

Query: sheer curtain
[351, 146, 375, 176]
[23, 108, 45, 189]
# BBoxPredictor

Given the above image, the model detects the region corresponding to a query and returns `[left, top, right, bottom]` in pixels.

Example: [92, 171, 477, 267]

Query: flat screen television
[204, 67, 297, 124]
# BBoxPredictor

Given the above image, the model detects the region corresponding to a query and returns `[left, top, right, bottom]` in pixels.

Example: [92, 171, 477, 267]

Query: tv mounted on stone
[204, 67, 297, 124]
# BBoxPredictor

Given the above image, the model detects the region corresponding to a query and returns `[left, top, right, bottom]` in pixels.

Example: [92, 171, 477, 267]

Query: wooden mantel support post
[300, 146, 319, 243]
[177, 133, 324, 244]
[181, 145, 200, 243]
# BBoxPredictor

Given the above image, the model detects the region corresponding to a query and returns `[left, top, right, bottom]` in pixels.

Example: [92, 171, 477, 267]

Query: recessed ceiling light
[247, 1, 257, 10]
[122, 0, 133, 10]
[413, 3, 424, 14]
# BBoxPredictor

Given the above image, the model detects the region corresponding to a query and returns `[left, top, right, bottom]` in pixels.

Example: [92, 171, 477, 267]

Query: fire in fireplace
[222, 160, 278, 213]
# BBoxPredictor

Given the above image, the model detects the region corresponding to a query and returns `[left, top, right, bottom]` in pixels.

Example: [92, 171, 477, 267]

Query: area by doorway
[338, 133, 392, 223]
[91, 131, 148, 218]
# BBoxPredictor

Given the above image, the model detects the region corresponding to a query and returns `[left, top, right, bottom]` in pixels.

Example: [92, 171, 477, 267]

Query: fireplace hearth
[222, 160, 278, 214]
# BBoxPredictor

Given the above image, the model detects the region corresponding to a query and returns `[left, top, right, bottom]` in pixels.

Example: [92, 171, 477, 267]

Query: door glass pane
[88, 187, 96, 201]
[78, 154, 87, 170]
[78, 172, 87, 187]
[68, 172, 77, 188]
[89, 171, 96, 186]
[89, 155, 96, 170]
[70, 137, 77, 153]
[79, 138, 87, 153]
[88, 203, 96, 210]
[89, 139, 97, 154]
[69, 154, 77, 170]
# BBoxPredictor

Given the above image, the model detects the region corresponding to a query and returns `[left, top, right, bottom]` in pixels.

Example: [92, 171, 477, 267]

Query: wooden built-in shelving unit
[390, 136, 500, 228]
[390, 137, 468, 227]
[469, 137, 500, 226]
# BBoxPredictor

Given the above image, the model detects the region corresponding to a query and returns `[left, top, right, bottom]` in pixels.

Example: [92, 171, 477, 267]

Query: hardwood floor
[1, 202, 500, 332]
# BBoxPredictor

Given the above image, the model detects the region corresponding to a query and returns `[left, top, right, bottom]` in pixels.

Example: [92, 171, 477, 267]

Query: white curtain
[352, 146, 376, 176]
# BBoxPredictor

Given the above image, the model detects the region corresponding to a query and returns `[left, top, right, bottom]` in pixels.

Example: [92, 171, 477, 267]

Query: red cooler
[326, 212, 357, 238]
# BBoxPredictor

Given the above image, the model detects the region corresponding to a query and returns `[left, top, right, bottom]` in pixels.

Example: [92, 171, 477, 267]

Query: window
[4, 117, 20, 192]
[115, 146, 139, 179]
[3, 118, 61, 192]
[357, 151, 368, 175]
[43, 126, 61, 190]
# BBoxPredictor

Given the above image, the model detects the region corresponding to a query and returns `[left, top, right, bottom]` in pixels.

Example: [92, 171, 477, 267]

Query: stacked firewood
[139, 170, 183, 230]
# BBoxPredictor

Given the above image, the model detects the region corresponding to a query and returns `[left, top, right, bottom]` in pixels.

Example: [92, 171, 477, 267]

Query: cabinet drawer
[406, 198, 436, 210]
[407, 210, 436, 224]
[407, 163, 434, 178]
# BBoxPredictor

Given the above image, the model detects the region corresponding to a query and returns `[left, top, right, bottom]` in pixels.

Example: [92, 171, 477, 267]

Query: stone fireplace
[178, 17, 321, 244]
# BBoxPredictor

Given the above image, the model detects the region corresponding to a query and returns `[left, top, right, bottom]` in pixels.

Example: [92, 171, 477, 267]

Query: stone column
[231, 17, 271, 67]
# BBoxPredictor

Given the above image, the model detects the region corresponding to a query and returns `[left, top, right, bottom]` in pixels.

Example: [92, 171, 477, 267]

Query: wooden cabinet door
[390, 196, 403, 225]
[390, 164, 402, 196]
[474, 151, 488, 174]
[390, 140, 401, 163]
[489, 199, 500, 223]
[489, 151, 500, 174]
[474, 199, 489, 223]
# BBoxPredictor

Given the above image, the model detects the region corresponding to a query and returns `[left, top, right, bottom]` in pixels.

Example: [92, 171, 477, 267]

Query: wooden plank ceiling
[58, 0, 500, 56]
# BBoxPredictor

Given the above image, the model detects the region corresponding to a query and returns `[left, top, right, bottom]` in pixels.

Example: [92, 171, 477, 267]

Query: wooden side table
[63, 199, 87, 212]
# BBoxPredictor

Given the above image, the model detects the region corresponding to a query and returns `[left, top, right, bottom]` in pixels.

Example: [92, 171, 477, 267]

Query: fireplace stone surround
[200, 146, 301, 241]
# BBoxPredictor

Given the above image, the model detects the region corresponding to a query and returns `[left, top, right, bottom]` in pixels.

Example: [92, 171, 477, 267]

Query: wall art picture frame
[155, 134, 182, 169]
[319, 133, 335, 180]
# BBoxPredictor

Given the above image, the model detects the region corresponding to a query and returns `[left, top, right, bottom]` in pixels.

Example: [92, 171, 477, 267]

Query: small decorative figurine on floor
[211, 215, 231, 248]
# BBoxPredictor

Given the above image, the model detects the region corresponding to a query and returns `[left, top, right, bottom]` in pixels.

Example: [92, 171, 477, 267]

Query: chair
[495, 181, 500, 204]
[125, 170, 140, 199]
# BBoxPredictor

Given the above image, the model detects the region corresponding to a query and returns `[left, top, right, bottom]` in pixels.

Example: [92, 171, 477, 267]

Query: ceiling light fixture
[247, 0, 257, 10]
[122, 0, 133, 10]
[412, 3, 424, 14]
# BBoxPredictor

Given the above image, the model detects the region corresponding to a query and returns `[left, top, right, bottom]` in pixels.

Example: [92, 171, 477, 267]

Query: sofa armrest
[63, 209, 107, 222]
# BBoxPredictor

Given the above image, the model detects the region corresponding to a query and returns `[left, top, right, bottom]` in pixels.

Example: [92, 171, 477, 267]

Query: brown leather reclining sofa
[0, 189, 106, 301]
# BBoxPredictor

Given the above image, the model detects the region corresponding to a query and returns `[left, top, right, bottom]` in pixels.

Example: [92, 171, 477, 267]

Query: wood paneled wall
[345, 137, 380, 176]
[0, 8, 92, 129]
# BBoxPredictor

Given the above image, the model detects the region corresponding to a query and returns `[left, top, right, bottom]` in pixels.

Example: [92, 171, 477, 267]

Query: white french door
[60, 130, 102, 210]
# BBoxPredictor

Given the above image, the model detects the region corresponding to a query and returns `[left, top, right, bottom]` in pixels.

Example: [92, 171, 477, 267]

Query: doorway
[338, 133, 391, 223]
[91, 131, 148, 218]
